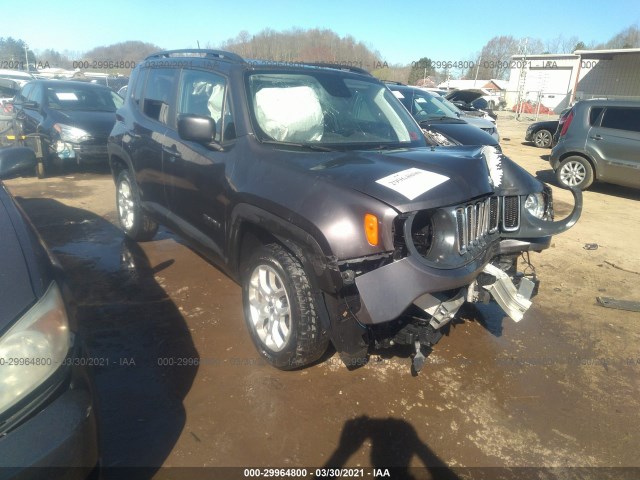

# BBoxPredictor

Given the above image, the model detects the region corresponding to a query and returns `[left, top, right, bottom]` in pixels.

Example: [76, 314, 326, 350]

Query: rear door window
[142, 68, 178, 126]
[588, 107, 603, 126]
[600, 107, 640, 133]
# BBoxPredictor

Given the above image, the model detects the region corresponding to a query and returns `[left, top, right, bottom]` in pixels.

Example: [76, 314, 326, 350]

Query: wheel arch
[229, 203, 342, 294]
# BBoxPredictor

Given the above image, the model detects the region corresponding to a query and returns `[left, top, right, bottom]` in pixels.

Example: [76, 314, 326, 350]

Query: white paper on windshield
[376, 168, 449, 200]
[55, 92, 78, 101]
[392, 90, 404, 99]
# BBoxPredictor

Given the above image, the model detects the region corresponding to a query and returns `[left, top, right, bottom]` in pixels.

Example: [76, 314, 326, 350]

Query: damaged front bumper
[330, 187, 582, 370]
[353, 186, 582, 326]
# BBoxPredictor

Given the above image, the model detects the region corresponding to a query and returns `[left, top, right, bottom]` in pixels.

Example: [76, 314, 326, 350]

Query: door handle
[162, 145, 182, 160]
[589, 134, 603, 141]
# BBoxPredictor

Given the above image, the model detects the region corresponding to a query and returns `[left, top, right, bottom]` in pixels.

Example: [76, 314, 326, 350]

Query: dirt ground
[4, 115, 640, 479]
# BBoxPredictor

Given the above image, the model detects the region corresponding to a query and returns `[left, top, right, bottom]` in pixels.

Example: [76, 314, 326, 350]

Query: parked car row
[385, 82, 499, 148]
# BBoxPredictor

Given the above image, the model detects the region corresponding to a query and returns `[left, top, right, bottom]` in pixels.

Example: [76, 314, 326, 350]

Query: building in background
[504, 48, 640, 113]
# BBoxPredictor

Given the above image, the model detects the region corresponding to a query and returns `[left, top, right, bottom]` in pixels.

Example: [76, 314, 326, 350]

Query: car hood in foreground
[0, 186, 37, 331]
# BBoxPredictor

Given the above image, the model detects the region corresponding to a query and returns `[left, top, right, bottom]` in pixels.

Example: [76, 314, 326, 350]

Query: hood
[50, 109, 116, 139]
[419, 121, 498, 147]
[445, 89, 485, 104]
[460, 114, 496, 129]
[0, 187, 37, 332]
[301, 146, 498, 213]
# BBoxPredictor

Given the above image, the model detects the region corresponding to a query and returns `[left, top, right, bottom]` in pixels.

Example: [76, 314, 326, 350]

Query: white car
[0, 69, 35, 88]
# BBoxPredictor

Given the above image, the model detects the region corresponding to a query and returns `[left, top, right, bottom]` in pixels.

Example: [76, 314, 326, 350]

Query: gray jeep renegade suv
[108, 50, 582, 372]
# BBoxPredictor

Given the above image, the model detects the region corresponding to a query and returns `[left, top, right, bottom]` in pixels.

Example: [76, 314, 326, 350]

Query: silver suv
[550, 99, 640, 190]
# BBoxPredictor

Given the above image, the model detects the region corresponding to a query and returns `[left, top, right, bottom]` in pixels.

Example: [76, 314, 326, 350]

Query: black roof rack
[381, 80, 406, 85]
[145, 49, 245, 63]
[300, 62, 372, 77]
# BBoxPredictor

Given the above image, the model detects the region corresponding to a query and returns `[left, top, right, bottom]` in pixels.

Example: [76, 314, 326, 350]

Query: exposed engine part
[481, 263, 533, 322]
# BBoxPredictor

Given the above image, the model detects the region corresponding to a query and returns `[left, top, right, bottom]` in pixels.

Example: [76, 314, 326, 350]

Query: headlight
[524, 193, 545, 219]
[0, 282, 70, 414]
[53, 123, 91, 142]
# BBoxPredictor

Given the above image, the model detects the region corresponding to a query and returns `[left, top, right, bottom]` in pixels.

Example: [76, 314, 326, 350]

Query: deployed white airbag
[254, 86, 323, 142]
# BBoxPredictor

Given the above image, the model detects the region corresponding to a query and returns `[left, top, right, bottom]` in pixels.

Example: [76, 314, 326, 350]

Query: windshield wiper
[260, 140, 335, 152]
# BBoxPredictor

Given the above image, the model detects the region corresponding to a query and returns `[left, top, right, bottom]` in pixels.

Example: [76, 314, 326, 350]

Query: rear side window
[589, 107, 603, 126]
[16, 83, 33, 104]
[600, 107, 640, 133]
[142, 68, 178, 125]
[131, 68, 148, 107]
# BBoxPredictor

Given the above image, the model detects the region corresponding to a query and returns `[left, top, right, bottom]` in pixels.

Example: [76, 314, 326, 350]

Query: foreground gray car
[550, 99, 640, 190]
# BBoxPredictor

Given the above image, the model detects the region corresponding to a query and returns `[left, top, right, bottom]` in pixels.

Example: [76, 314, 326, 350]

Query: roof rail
[381, 80, 405, 85]
[300, 62, 372, 77]
[145, 49, 245, 63]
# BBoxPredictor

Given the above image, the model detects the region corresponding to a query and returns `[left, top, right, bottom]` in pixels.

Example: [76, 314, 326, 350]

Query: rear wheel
[241, 243, 329, 369]
[533, 129, 552, 148]
[556, 156, 594, 190]
[116, 169, 158, 241]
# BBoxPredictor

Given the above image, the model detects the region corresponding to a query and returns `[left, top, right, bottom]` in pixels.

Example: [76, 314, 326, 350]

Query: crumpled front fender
[514, 187, 583, 238]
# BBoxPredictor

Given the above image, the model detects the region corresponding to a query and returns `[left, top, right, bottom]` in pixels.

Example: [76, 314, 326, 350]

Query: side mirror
[0, 147, 37, 179]
[178, 114, 216, 144]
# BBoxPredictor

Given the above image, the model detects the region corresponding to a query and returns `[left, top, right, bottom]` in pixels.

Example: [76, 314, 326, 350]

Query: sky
[5, 0, 639, 65]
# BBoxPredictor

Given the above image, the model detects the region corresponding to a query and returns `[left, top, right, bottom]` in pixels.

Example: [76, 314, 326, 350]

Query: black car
[525, 109, 571, 148]
[385, 84, 499, 148]
[13, 80, 123, 178]
[108, 50, 582, 373]
[0, 147, 99, 477]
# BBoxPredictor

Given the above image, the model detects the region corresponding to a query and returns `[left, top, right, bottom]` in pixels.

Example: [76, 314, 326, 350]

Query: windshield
[246, 72, 425, 149]
[409, 90, 461, 121]
[439, 96, 463, 115]
[46, 85, 123, 112]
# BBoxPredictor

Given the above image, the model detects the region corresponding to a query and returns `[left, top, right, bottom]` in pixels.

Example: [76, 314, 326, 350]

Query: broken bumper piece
[480, 263, 533, 322]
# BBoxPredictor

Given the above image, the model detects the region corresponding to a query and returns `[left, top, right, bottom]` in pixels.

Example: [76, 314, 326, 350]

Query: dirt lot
[4, 115, 640, 479]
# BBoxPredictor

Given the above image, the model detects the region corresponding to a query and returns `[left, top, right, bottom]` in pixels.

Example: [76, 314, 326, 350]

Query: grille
[502, 196, 520, 231]
[456, 196, 499, 254]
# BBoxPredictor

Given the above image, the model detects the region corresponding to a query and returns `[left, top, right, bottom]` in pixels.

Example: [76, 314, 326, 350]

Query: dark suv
[108, 50, 582, 372]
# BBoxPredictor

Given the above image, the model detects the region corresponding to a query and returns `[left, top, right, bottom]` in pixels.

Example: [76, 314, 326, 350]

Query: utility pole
[24, 44, 29, 70]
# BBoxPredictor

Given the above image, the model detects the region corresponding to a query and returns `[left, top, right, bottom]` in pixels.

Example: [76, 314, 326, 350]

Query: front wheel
[241, 243, 329, 369]
[116, 169, 158, 241]
[533, 129, 552, 148]
[556, 156, 594, 190]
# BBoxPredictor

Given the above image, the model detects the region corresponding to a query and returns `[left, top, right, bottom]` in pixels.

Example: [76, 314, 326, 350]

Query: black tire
[533, 129, 552, 148]
[556, 156, 594, 190]
[241, 243, 329, 369]
[115, 169, 158, 241]
[35, 160, 46, 179]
